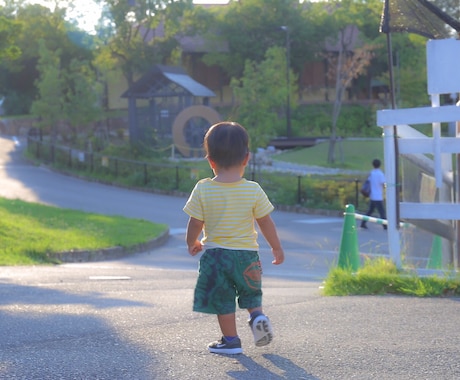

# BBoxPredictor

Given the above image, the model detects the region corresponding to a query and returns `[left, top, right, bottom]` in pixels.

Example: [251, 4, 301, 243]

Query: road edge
[52, 228, 170, 263]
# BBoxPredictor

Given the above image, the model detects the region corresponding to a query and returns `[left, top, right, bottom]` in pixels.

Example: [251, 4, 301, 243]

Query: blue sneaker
[208, 336, 243, 355]
[248, 314, 273, 347]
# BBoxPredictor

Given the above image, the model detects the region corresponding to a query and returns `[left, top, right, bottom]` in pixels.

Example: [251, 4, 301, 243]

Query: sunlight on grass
[322, 258, 460, 297]
[273, 139, 384, 171]
[0, 198, 167, 265]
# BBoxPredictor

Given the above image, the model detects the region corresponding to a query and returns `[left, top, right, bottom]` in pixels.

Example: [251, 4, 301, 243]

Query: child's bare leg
[217, 313, 237, 337]
[208, 313, 243, 354]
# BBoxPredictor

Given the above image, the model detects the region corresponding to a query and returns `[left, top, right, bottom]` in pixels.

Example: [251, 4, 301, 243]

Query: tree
[321, 0, 381, 164]
[325, 33, 375, 163]
[386, 33, 428, 108]
[432, 0, 460, 36]
[96, 0, 193, 88]
[94, 0, 194, 143]
[31, 40, 64, 143]
[31, 39, 102, 145]
[231, 46, 297, 156]
[63, 59, 103, 144]
[0, 2, 93, 115]
[0, 15, 21, 61]
[201, 0, 327, 80]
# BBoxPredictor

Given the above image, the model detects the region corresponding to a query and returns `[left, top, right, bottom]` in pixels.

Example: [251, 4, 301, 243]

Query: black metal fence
[27, 138, 366, 211]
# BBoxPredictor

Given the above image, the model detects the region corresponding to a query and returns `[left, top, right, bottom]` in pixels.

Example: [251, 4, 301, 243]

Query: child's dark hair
[372, 159, 381, 168]
[204, 122, 249, 169]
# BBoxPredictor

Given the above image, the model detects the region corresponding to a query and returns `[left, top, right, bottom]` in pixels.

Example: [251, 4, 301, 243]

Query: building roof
[178, 34, 229, 53]
[121, 65, 216, 99]
[138, 20, 229, 54]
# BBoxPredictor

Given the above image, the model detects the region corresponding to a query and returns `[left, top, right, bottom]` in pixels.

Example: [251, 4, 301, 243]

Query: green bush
[26, 139, 365, 212]
[247, 172, 358, 210]
[292, 104, 380, 138]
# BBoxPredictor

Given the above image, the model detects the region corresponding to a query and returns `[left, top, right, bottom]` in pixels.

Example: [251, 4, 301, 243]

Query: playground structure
[172, 105, 221, 157]
[377, 38, 460, 270]
[121, 65, 217, 150]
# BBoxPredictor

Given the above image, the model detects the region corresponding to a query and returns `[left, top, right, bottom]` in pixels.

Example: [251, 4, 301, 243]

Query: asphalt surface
[0, 136, 459, 379]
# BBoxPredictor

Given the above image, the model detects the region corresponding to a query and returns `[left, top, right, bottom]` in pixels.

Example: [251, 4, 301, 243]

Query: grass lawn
[323, 258, 460, 297]
[173, 138, 384, 172]
[0, 197, 167, 265]
[274, 138, 384, 171]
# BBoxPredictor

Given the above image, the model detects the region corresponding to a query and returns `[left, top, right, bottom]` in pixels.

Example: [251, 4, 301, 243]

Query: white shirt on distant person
[369, 168, 385, 201]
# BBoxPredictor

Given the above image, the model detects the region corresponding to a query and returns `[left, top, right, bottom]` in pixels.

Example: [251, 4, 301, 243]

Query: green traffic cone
[427, 235, 443, 269]
[338, 204, 360, 271]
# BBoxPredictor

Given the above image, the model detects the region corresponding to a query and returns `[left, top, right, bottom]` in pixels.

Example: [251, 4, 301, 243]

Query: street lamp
[281, 25, 292, 138]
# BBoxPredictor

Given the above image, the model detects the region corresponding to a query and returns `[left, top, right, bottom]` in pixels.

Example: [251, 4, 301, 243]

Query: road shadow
[0, 282, 148, 308]
[226, 353, 319, 380]
[0, 281, 157, 379]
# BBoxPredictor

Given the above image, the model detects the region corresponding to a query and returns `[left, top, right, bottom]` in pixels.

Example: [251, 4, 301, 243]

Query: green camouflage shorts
[193, 248, 263, 315]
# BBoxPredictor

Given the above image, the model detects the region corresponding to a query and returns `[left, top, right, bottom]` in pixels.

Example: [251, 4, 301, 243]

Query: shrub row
[27, 138, 367, 212]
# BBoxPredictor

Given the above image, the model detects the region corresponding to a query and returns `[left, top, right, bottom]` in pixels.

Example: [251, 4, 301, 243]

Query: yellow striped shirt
[183, 178, 274, 250]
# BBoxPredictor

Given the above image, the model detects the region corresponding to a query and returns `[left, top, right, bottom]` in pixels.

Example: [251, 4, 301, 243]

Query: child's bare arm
[256, 214, 285, 265]
[186, 217, 204, 256]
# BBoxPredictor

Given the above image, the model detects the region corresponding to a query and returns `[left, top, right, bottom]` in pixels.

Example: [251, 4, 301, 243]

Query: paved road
[0, 136, 458, 379]
[0, 136, 389, 279]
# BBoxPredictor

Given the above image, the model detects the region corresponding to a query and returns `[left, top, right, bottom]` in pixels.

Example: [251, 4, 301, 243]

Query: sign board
[427, 39, 460, 95]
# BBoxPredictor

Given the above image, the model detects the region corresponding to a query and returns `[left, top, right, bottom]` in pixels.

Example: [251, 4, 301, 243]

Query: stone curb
[52, 228, 170, 263]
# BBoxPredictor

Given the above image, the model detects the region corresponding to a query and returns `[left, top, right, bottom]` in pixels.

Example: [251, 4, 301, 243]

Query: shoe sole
[208, 347, 243, 355]
[250, 315, 273, 347]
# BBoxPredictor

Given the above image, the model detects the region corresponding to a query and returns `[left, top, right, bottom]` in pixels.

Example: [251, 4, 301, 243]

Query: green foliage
[1, 90, 34, 115]
[63, 58, 103, 138]
[431, 0, 460, 36]
[0, 15, 21, 61]
[231, 46, 298, 148]
[377, 33, 428, 108]
[304, 176, 356, 210]
[292, 104, 380, 138]
[100, 142, 167, 161]
[0, 197, 167, 266]
[323, 258, 460, 297]
[96, 0, 193, 84]
[31, 41, 103, 143]
[323, 0, 383, 39]
[2, 0, 431, 128]
[0, 3, 94, 115]
[203, 0, 328, 78]
[30, 40, 64, 140]
[248, 172, 355, 210]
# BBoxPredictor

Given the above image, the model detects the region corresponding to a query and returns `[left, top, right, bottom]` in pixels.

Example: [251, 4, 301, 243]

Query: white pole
[431, 94, 443, 188]
[456, 99, 460, 269]
[383, 125, 402, 267]
[354, 213, 412, 228]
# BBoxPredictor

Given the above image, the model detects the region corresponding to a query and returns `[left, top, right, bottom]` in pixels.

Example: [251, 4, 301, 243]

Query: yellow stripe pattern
[183, 178, 274, 250]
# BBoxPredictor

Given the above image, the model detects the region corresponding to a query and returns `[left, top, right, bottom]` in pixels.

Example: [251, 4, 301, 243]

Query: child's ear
[207, 157, 216, 169]
[242, 152, 250, 166]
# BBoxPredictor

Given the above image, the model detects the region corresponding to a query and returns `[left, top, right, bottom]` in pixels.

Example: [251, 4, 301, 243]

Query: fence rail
[27, 137, 366, 211]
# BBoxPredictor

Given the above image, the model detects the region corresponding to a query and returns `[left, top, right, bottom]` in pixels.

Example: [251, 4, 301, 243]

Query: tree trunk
[328, 42, 345, 164]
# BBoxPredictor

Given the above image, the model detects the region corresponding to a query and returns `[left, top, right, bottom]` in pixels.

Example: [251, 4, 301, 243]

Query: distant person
[361, 158, 387, 230]
[183, 121, 285, 355]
